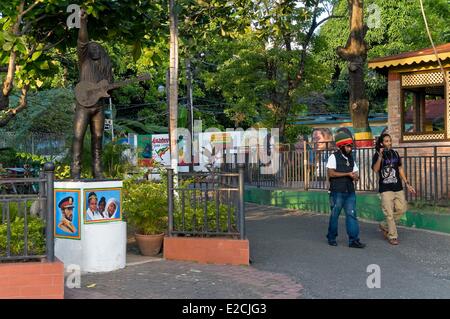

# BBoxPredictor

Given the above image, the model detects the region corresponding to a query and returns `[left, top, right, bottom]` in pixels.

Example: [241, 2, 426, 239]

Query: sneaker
[328, 241, 338, 246]
[349, 241, 366, 248]
[388, 238, 399, 245]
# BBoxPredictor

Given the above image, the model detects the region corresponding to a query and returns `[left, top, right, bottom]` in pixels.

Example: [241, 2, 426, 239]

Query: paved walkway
[65, 204, 450, 299]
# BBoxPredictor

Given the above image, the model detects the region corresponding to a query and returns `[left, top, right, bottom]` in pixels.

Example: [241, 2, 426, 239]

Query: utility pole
[109, 97, 114, 141]
[186, 57, 194, 172]
[169, 0, 179, 173]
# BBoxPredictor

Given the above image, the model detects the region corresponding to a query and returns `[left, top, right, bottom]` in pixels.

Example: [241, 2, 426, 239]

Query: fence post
[404, 147, 409, 201]
[238, 164, 245, 240]
[39, 171, 45, 219]
[167, 168, 174, 237]
[44, 162, 55, 262]
[256, 146, 261, 188]
[434, 146, 438, 204]
[304, 141, 308, 191]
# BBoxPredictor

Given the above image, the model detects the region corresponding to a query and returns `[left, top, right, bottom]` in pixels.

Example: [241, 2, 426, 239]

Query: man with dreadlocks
[326, 131, 366, 248]
[71, 9, 113, 179]
[372, 133, 416, 245]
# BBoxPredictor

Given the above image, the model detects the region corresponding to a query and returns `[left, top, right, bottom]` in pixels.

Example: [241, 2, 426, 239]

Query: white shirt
[86, 208, 104, 221]
[326, 153, 359, 172]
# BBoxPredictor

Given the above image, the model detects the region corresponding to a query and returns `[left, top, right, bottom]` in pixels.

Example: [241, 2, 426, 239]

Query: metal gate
[0, 163, 55, 262]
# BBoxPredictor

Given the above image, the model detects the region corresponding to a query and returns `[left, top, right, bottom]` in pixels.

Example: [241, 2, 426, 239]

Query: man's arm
[77, 8, 89, 65]
[78, 9, 89, 43]
[326, 154, 352, 178]
[327, 168, 353, 178]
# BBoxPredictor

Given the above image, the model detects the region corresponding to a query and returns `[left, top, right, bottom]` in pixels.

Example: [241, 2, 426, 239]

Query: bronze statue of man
[71, 9, 112, 179]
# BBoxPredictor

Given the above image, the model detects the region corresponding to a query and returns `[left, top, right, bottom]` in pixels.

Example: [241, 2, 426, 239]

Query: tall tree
[201, 0, 339, 137]
[336, 0, 372, 147]
[253, 0, 340, 138]
[318, 0, 450, 127]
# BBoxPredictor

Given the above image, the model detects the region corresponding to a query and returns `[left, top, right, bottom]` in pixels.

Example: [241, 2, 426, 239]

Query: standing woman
[371, 133, 416, 245]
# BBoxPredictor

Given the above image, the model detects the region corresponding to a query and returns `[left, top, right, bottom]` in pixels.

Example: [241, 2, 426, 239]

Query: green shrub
[102, 142, 133, 179]
[123, 173, 239, 237]
[173, 200, 237, 233]
[123, 176, 168, 235]
[0, 216, 46, 257]
[0, 202, 33, 220]
[0, 147, 17, 167]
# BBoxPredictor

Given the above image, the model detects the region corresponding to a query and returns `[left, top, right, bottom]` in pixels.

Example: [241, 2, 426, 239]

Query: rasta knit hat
[335, 131, 353, 147]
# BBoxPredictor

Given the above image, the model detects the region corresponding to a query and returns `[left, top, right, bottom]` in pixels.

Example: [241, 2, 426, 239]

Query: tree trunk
[169, 0, 179, 172]
[337, 0, 373, 148]
[0, 85, 29, 127]
[0, 50, 17, 111]
[0, 1, 25, 125]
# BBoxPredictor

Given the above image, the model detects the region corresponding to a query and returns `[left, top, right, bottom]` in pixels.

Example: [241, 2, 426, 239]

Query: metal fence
[0, 163, 55, 262]
[243, 145, 450, 205]
[167, 166, 245, 239]
[0, 131, 68, 157]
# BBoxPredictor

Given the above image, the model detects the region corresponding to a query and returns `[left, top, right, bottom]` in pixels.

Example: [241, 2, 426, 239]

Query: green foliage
[0, 147, 17, 167]
[0, 0, 167, 127]
[114, 118, 168, 135]
[3, 0, 445, 135]
[15, 152, 47, 166]
[200, 0, 335, 129]
[14, 152, 52, 176]
[205, 38, 268, 127]
[54, 164, 71, 180]
[5, 150, 87, 180]
[0, 202, 19, 220]
[317, 0, 450, 113]
[122, 176, 168, 235]
[173, 200, 237, 234]
[2, 88, 75, 136]
[0, 215, 46, 257]
[122, 172, 239, 236]
[102, 142, 133, 179]
[284, 125, 313, 144]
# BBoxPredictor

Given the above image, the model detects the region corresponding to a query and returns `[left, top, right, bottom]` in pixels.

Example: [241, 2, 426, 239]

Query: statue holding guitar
[71, 8, 149, 179]
[75, 74, 150, 108]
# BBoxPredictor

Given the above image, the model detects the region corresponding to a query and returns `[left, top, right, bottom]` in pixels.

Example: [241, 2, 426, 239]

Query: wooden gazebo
[369, 45, 450, 201]
[368, 44, 450, 154]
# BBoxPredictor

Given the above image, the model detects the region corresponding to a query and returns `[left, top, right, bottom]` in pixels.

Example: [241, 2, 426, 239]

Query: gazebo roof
[368, 43, 450, 70]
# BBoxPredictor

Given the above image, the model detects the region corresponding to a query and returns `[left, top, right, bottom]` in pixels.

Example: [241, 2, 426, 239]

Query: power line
[419, 0, 448, 87]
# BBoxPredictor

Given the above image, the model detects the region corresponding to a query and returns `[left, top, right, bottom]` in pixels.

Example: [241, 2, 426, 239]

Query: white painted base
[55, 221, 126, 273]
[54, 180, 126, 273]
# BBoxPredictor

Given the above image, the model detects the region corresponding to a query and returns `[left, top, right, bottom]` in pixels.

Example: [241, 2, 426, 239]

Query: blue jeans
[326, 192, 360, 245]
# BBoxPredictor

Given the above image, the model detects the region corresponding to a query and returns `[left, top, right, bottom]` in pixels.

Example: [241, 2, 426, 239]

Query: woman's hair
[313, 128, 332, 139]
[375, 133, 391, 152]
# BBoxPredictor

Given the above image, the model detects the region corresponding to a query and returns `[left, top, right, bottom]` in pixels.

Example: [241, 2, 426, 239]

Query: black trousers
[71, 103, 104, 179]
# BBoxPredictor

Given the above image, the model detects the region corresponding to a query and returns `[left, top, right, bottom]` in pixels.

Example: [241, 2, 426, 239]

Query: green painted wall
[245, 187, 450, 234]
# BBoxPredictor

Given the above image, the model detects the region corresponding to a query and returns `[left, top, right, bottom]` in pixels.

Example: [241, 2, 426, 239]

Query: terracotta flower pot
[135, 233, 165, 256]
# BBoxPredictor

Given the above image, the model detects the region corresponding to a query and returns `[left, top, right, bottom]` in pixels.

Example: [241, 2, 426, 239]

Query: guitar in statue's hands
[75, 73, 151, 107]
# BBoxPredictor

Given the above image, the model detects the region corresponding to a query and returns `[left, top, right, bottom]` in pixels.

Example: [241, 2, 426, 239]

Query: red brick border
[0, 259, 64, 299]
[164, 237, 250, 266]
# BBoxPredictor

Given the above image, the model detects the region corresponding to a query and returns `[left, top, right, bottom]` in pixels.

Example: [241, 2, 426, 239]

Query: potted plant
[123, 175, 168, 256]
